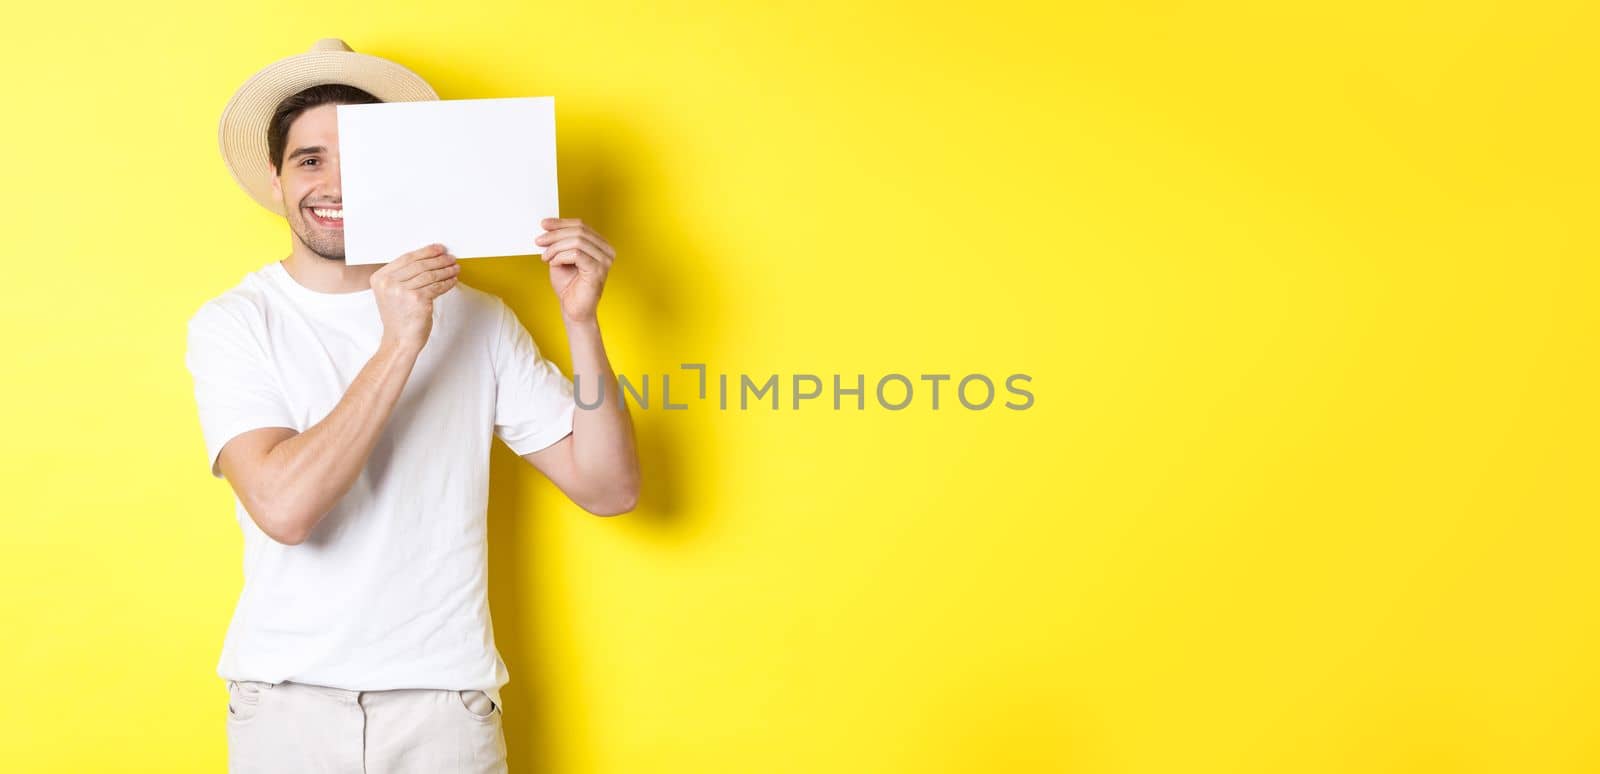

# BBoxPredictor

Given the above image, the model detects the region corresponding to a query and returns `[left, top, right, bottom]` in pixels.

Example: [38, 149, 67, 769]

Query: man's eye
[301, 158, 319, 166]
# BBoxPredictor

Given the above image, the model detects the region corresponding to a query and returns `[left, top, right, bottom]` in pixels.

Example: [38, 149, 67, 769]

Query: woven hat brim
[218, 50, 439, 216]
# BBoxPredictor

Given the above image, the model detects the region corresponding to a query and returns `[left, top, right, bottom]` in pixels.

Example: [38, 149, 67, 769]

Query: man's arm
[217, 245, 459, 544]
[522, 316, 641, 515]
[219, 340, 422, 544]
[520, 217, 641, 516]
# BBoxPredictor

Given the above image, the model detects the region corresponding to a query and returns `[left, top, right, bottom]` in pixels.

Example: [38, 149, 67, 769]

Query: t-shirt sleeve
[492, 299, 576, 455]
[184, 302, 297, 479]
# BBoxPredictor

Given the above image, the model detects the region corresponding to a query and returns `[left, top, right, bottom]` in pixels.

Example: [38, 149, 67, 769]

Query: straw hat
[217, 38, 439, 216]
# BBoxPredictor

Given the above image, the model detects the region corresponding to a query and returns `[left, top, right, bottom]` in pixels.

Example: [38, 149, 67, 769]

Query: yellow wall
[3, 1, 1596, 771]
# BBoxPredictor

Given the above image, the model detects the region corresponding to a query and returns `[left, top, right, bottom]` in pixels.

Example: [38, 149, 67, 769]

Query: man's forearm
[565, 316, 640, 511]
[259, 338, 423, 537]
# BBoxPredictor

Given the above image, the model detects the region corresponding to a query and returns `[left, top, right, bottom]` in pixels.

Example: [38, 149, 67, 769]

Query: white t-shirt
[184, 259, 575, 712]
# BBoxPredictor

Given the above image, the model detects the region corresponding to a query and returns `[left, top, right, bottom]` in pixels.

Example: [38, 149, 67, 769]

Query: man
[186, 38, 640, 773]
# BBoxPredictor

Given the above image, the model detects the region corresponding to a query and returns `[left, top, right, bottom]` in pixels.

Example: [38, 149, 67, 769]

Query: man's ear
[268, 165, 280, 199]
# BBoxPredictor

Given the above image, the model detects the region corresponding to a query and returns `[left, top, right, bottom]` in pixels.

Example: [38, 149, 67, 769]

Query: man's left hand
[535, 217, 615, 324]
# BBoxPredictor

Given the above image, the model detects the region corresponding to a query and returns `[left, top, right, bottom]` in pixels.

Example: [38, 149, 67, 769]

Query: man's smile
[306, 205, 344, 228]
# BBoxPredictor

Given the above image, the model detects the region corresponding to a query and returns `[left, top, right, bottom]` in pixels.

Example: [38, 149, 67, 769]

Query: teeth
[312, 208, 343, 220]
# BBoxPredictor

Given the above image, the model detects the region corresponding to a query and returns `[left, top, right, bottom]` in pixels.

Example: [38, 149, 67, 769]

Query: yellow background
[3, 1, 1596, 771]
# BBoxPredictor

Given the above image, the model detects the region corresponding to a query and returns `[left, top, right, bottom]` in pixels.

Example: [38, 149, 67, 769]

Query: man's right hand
[371, 243, 460, 350]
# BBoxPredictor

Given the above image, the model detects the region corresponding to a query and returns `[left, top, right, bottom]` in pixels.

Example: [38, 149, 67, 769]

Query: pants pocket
[456, 689, 499, 721]
[226, 679, 271, 724]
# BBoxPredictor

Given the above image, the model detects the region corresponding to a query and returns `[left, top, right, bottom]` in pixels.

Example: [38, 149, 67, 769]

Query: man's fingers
[419, 275, 458, 299]
[536, 227, 614, 258]
[547, 248, 604, 275]
[378, 243, 448, 274]
[396, 243, 448, 265]
[388, 253, 458, 283]
[402, 262, 462, 289]
[539, 237, 611, 266]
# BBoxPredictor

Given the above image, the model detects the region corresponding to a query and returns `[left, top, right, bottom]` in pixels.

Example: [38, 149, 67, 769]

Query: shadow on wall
[455, 103, 724, 770]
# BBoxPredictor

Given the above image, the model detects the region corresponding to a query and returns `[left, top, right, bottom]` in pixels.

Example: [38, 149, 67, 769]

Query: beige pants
[225, 679, 508, 773]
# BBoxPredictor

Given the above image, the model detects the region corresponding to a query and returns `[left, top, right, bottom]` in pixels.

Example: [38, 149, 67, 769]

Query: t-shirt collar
[265, 260, 376, 309]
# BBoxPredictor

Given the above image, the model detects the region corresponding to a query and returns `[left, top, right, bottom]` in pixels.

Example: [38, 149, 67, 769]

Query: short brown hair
[267, 83, 381, 173]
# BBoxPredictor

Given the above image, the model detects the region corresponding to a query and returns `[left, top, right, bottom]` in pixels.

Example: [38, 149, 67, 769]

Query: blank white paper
[337, 97, 559, 265]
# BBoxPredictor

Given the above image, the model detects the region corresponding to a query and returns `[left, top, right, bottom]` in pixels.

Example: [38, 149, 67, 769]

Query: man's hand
[371, 243, 460, 350]
[535, 218, 615, 324]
